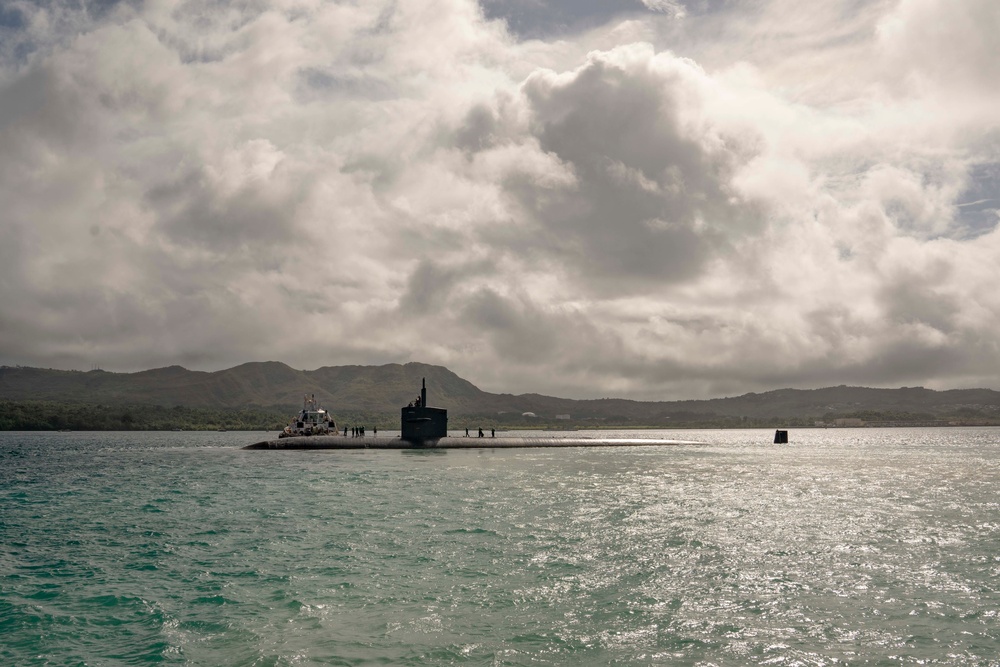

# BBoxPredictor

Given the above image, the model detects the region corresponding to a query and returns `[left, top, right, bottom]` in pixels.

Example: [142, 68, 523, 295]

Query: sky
[1, 0, 998, 400]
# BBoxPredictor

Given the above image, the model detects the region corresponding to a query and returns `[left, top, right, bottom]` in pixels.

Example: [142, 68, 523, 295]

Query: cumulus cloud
[0, 0, 999, 400]
[507, 44, 763, 292]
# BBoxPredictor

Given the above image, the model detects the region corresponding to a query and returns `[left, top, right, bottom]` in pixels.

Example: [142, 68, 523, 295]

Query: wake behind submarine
[243, 379, 699, 450]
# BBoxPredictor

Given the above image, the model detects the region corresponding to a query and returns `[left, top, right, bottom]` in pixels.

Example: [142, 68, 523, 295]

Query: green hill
[2, 363, 1000, 428]
[0, 362, 487, 412]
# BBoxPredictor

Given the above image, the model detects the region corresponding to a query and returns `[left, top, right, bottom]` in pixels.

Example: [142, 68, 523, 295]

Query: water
[2, 428, 999, 666]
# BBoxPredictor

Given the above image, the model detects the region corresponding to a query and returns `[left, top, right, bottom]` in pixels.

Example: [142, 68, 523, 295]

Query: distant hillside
[0, 362, 485, 412]
[2, 363, 1000, 426]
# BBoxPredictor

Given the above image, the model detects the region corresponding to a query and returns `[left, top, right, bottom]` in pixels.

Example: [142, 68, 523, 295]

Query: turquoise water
[2, 428, 999, 666]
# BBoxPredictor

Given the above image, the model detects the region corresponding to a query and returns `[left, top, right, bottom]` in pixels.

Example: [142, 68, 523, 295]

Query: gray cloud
[1, 0, 999, 400]
[510, 47, 761, 292]
[480, 0, 656, 39]
[398, 259, 498, 317]
[146, 158, 309, 252]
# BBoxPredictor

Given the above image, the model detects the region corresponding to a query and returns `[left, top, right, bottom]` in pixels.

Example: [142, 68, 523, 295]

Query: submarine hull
[243, 435, 700, 450]
[247, 379, 701, 451]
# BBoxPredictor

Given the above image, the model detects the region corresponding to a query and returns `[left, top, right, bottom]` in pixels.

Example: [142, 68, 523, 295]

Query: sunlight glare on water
[1, 428, 999, 665]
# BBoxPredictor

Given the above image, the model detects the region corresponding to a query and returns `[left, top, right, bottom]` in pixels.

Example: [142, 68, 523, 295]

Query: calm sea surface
[2, 428, 998, 666]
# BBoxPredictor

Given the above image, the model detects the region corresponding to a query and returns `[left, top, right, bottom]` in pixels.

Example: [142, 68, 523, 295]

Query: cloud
[479, 0, 678, 39]
[504, 44, 763, 293]
[0, 0, 999, 400]
[877, 0, 1000, 93]
[639, 0, 685, 17]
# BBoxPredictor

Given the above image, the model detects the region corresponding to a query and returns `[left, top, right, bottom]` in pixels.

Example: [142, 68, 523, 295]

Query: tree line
[0, 401, 288, 431]
[2, 400, 996, 432]
[0, 400, 426, 432]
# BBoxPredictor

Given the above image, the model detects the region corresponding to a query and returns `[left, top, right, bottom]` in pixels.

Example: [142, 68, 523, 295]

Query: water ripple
[1, 428, 999, 664]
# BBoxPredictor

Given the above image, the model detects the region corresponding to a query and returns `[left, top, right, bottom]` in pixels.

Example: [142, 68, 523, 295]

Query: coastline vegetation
[0, 400, 288, 431]
[2, 400, 997, 432]
[0, 401, 414, 432]
[4, 365, 1000, 432]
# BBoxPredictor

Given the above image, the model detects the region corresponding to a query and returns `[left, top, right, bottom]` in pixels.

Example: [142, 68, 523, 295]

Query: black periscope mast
[244, 378, 701, 450]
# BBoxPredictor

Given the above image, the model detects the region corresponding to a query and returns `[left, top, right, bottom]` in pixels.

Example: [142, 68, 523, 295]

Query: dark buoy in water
[774, 429, 788, 444]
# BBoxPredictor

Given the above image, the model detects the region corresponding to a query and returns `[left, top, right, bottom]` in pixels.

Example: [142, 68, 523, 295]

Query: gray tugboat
[244, 378, 698, 449]
[278, 394, 335, 438]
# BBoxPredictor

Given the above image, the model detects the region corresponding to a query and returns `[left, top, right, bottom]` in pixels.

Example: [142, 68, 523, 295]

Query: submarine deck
[244, 435, 701, 450]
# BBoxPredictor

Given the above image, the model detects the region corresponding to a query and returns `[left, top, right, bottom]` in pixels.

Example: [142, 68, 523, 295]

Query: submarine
[243, 378, 699, 450]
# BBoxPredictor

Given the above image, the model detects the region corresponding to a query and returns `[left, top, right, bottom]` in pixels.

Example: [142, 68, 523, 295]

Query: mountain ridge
[2, 362, 1000, 425]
